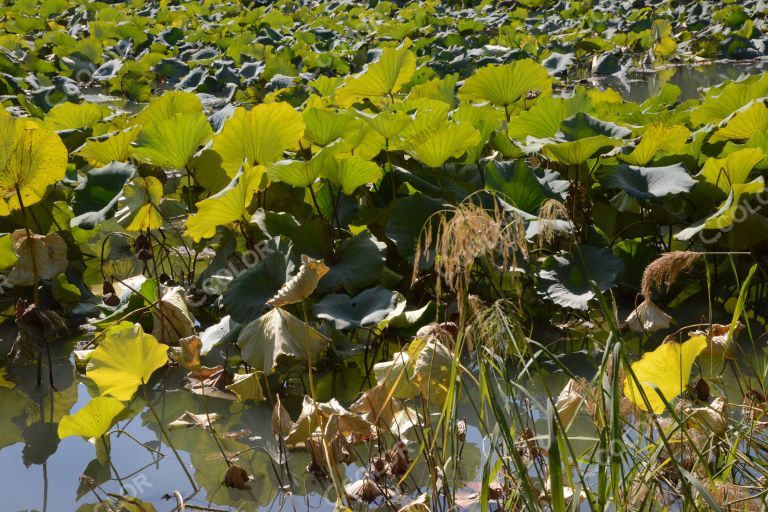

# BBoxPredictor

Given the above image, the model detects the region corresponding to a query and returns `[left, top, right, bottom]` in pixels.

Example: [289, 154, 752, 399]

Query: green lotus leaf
[303, 107, 357, 147]
[691, 74, 768, 126]
[75, 126, 140, 167]
[316, 230, 386, 294]
[537, 246, 623, 310]
[335, 44, 416, 108]
[58, 397, 124, 439]
[709, 100, 768, 143]
[131, 112, 213, 169]
[135, 90, 204, 126]
[385, 192, 448, 260]
[70, 162, 135, 229]
[313, 286, 400, 330]
[619, 124, 690, 166]
[404, 122, 481, 168]
[0, 233, 18, 270]
[43, 102, 107, 131]
[87, 322, 170, 401]
[485, 159, 568, 213]
[507, 96, 574, 141]
[543, 135, 621, 166]
[319, 151, 383, 195]
[212, 103, 305, 177]
[268, 148, 326, 187]
[458, 59, 552, 109]
[598, 163, 696, 200]
[357, 108, 413, 140]
[237, 307, 329, 374]
[184, 165, 265, 242]
[222, 237, 295, 323]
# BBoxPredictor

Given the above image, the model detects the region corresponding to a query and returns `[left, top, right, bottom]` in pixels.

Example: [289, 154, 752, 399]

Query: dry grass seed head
[641, 251, 700, 300]
[536, 198, 571, 249]
[413, 200, 527, 312]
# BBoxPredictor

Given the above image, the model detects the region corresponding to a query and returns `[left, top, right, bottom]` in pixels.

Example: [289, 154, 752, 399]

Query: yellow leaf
[225, 372, 266, 401]
[267, 255, 329, 307]
[58, 396, 124, 439]
[0, 112, 67, 216]
[624, 335, 707, 413]
[88, 322, 169, 401]
[75, 126, 140, 167]
[184, 165, 265, 242]
[335, 44, 416, 108]
[116, 176, 164, 231]
[212, 103, 305, 177]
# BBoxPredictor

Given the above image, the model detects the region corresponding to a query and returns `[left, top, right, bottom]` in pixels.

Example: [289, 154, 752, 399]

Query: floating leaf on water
[624, 335, 708, 414]
[168, 411, 221, 430]
[57, 396, 124, 440]
[184, 365, 236, 400]
[88, 322, 170, 401]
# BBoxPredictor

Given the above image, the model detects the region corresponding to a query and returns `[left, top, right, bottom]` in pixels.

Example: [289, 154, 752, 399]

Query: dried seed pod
[223, 463, 250, 489]
[344, 476, 383, 503]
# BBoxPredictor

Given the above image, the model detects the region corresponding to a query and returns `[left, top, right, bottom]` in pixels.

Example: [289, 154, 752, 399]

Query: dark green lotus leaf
[537, 246, 624, 310]
[313, 285, 400, 330]
[71, 162, 136, 229]
[598, 163, 696, 200]
[542, 52, 575, 75]
[485, 159, 568, 213]
[222, 237, 295, 323]
[316, 230, 386, 294]
[560, 113, 632, 140]
[385, 192, 448, 262]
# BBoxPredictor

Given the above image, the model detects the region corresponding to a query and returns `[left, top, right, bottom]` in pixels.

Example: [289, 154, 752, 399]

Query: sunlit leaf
[267, 255, 329, 307]
[88, 322, 170, 401]
[619, 124, 690, 166]
[43, 102, 107, 131]
[405, 122, 481, 168]
[225, 372, 266, 401]
[116, 176, 164, 231]
[184, 165, 265, 242]
[135, 90, 204, 126]
[7, 230, 67, 286]
[131, 112, 212, 169]
[458, 59, 552, 109]
[624, 335, 708, 413]
[0, 112, 67, 215]
[212, 103, 305, 177]
[57, 397, 124, 439]
[335, 44, 416, 108]
[710, 100, 768, 143]
[75, 127, 140, 167]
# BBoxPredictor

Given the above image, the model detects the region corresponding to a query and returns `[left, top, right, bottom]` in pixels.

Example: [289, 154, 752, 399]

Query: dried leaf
[223, 463, 250, 489]
[625, 299, 673, 334]
[8, 230, 67, 285]
[224, 372, 265, 401]
[267, 254, 329, 307]
[178, 335, 202, 370]
[168, 411, 221, 430]
[345, 476, 383, 503]
[272, 395, 292, 437]
[152, 286, 195, 344]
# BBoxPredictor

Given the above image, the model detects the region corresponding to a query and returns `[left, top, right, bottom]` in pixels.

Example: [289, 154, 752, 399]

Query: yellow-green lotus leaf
[710, 100, 768, 143]
[131, 112, 212, 169]
[88, 322, 169, 401]
[624, 335, 707, 413]
[458, 59, 552, 108]
[76, 127, 140, 167]
[135, 91, 204, 126]
[0, 232, 18, 271]
[212, 103, 305, 177]
[319, 151, 383, 195]
[58, 396, 125, 439]
[335, 44, 416, 108]
[43, 102, 107, 131]
[303, 108, 357, 147]
[0, 112, 67, 216]
[184, 165, 266, 242]
[699, 148, 764, 195]
[543, 135, 621, 166]
[620, 124, 690, 166]
[692, 74, 768, 126]
[267, 158, 321, 188]
[405, 122, 481, 168]
[116, 176, 164, 231]
[358, 108, 413, 141]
